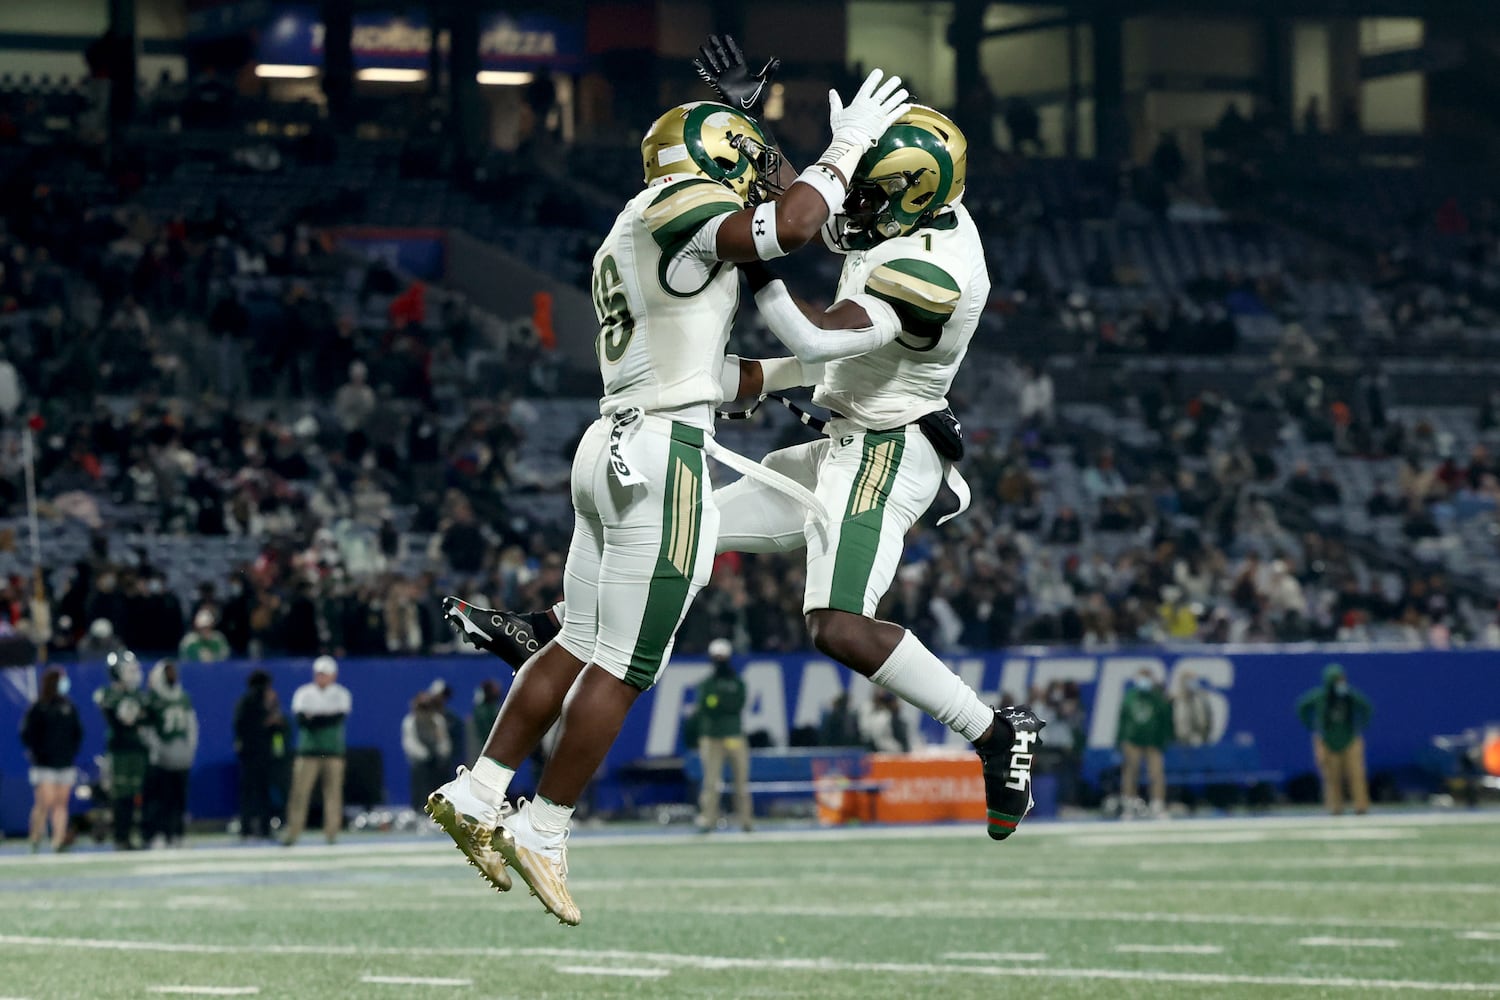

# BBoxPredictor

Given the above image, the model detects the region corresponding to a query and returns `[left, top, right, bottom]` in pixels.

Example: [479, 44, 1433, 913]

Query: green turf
[2, 811, 1499, 999]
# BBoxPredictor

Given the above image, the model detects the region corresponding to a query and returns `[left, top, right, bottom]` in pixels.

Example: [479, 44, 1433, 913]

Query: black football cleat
[441, 597, 558, 672]
[973, 705, 1045, 841]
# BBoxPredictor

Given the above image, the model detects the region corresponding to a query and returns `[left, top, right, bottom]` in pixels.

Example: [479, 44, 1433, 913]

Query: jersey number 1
[593, 254, 636, 363]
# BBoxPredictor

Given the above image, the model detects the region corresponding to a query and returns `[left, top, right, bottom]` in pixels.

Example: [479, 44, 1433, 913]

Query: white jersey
[593, 175, 743, 427]
[814, 204, 990, 429]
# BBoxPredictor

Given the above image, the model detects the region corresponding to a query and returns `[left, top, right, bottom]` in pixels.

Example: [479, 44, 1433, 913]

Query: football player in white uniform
[427, 69, 912, 925]
[449, 40, 1044, 850]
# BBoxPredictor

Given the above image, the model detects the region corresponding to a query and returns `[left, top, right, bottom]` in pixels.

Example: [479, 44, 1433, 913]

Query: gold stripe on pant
[284, 755, 346, 844]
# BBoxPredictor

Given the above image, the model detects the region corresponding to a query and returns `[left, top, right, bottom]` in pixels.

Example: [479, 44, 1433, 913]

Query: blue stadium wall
[2, 649, 1496, 833]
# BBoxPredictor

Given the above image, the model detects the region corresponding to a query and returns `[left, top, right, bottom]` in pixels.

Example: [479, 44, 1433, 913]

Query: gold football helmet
[829, 105, 967, 251]
[641, 101, 782, 206]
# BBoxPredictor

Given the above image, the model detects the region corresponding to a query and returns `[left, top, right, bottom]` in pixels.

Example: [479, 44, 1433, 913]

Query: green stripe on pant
[625, 427, 705, 690]
[827, 430, 905, 614]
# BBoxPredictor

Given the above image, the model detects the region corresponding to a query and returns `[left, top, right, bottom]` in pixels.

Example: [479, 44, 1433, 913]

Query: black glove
[693, 34, 780, 115]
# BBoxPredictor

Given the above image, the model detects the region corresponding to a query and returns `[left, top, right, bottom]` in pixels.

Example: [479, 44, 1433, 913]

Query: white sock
[871, 630, 993, 742]
[529, 795, 575, 838]
[470, 757, 514, 805]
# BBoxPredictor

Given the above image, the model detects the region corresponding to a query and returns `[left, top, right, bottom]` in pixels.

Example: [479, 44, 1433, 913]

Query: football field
[2, 810, 1499, 999]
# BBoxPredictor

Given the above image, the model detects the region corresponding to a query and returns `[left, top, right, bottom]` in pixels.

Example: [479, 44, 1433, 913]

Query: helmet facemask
[826, 105, 967, 252]
[830, 168, 935, 252]
[725, 131, 783, 206]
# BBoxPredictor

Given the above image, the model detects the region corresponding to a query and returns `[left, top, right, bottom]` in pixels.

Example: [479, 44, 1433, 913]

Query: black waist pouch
[915, 409, 964, 463]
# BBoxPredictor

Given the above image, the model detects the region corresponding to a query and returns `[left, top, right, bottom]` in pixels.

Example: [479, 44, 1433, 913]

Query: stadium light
[476, 71, 534, 86]
[357, 68, 427, 83]
[256, 64, 319, 79]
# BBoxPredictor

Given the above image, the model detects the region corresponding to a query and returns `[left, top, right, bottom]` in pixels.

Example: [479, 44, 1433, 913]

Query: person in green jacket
[694, 639, 752, 833]
[1117, 669, 1173, 819]
[143, 659, 199, 848]
[284, 656, 353, 845]
[1296, 663, 1373, 815]
[178, 609, 231, 663]
[93, 651, 150, 849]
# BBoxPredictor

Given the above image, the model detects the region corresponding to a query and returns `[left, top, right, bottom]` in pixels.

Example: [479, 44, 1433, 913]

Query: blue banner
[254, 5, 586, 72]
[3, 649, 1497, 833]
[329, 228, 445, 281]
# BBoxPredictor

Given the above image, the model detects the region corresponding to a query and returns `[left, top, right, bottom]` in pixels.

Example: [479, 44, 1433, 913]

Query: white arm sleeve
[753, 280, 902, 364]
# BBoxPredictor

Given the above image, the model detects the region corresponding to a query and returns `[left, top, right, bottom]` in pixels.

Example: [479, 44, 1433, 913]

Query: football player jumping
[427, 67, 913, 925]
[448, 37, 1045, 863]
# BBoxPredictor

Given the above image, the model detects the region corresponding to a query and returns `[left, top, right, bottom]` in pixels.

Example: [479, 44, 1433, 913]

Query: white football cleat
[495, 800, 580, 926]
[426, 766, 512, 892]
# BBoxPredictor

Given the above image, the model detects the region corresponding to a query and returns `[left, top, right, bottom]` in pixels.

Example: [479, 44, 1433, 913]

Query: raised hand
[828, 68, 911, 150]
[693, 34, 780, 114]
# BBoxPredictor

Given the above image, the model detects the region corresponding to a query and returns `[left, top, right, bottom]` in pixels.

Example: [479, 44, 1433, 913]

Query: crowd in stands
[1, 86, 1499, 662]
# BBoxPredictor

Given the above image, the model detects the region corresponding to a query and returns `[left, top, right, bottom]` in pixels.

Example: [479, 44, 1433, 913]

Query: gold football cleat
[425, 790, 512, 893]
[494, 825, 580, 926]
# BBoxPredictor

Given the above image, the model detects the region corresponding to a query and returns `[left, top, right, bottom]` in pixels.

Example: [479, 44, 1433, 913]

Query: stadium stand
[1, 63, 1498, 670]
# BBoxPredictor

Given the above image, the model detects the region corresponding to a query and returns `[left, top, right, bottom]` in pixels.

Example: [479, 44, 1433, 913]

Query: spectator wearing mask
[1296, 664, 1373, 815]
[402, 691, 452, 810]
[94, 651, 150, 849]
[178, 609, 230, 662]
[233, 670, 287, 840]
[284, 656, 352, 845]
[1117, 669, 1172, 819]
[694, 639, 751, 834]
[143, 659, 198, 848]
[19, 666, 83, 852]
[1172, 670, 1214, 747]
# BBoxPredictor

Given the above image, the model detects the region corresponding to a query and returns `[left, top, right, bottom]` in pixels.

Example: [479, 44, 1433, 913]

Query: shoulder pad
[644, 178, 742, 252]
[864, 258, 962, 327]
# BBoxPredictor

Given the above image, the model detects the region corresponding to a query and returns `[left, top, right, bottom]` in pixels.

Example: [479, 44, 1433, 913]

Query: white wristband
[757, 356, 816, 394]
[719, 354, 744, 402]
[750, 201, 786, 260]
[796, 163, 848, 220]
[818, 137, 866, 190]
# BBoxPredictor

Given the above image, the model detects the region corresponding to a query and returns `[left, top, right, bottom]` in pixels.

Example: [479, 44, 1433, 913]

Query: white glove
[801, 68, 911, 217]
[828, 68, 911, 151]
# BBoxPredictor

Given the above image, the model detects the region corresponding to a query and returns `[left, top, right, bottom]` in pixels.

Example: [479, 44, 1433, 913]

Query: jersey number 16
[593, 254, 636, 363]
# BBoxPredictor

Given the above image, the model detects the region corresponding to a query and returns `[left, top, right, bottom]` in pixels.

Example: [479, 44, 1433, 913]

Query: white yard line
[1068, 829, 1416, 848]
[40, 851, 1495, 899]
[1140, 853, 1500, 872]
[556, 966, 670, 978]
[1113, 944, 1224, 955]
[942, 952, 1048, 962]
[1459, 931, 1500, 941]
[146, 989, 259, 996]
[2, 810, 1497, 869]
[1, 935, 1494, 993]
[1298, 937, 1402, 948]
[359, 976, 472, 987]
[611, 901, 1498, 934]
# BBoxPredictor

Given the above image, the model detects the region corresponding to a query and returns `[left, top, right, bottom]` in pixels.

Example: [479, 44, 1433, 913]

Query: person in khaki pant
[284, 656, 353, 845]
[1117, 669, 1172, 819]
[695, 639, 752, 833]
[1296, 663, 1373, 815]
